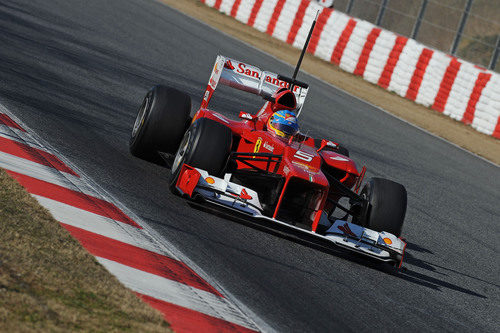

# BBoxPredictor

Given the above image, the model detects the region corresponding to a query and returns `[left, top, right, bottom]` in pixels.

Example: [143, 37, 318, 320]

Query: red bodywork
[190, 95, 360, 232]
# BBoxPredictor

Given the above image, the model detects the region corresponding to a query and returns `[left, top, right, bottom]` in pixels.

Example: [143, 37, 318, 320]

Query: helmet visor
[272, 121, 299, 137]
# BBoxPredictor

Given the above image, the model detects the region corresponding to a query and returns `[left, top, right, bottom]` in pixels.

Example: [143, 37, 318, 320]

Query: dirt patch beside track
[161, 0, 500, 165]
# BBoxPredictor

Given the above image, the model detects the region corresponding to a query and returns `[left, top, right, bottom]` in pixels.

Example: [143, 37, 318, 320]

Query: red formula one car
[129, 54, 408, 267]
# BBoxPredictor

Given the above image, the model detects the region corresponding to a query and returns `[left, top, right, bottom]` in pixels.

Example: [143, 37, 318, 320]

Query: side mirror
[239, 111, 257, 121]
[317, 139, 338, 153]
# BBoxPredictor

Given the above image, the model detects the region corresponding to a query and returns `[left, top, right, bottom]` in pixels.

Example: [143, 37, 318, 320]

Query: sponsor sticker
[224, 59, 235, 70]
[263, 142, 274, 152]
[291, 160, 320, 173]
[232, 61, 300, 92]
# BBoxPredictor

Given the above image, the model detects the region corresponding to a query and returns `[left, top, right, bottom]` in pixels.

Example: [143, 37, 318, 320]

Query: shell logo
[205, 177, 215, 184]
[383, 237, 393, 245]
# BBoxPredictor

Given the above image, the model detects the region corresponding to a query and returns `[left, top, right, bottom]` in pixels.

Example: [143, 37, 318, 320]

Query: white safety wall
[201, 0, 500, 138]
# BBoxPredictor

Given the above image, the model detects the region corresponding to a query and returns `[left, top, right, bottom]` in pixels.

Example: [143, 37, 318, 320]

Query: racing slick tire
[130, 85, 191, 163]
[335, 145, 349, 157]
[359, 178, 407, 237]
[169, 118, 233, 194]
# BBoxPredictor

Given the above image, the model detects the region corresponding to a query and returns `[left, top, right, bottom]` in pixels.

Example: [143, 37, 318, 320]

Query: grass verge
[0, 168, 170, 332]
[161, 0, 500, 165]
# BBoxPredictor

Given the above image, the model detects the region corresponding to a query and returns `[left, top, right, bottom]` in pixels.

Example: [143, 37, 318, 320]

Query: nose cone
[283, 146, 329, 187]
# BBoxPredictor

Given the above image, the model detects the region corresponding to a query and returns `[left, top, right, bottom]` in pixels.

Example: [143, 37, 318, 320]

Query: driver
[267, 110, 299, 140]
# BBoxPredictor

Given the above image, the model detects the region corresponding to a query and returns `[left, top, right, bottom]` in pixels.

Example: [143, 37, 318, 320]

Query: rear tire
[130, 85, 191, 163]
[169, 118, 233, 193]
[359, 178, 407, 237]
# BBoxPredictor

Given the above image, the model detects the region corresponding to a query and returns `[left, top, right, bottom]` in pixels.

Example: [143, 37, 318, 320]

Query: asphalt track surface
[1, 0, 499, 331]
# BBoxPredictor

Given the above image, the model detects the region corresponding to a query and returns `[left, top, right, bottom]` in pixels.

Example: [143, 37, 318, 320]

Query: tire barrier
[201, 0, 500, 138]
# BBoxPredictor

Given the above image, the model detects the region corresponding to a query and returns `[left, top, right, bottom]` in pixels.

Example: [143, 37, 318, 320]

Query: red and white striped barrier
[201, 0, 500, 139]
[0, 107, 261, 333]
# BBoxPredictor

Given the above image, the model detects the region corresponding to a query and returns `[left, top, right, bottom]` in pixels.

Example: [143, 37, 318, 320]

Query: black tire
[169, 118, 233, 193]
[335, 145, 349, 157]
[314, 138, 349, 157]
[359, 178, 407, 237]
[130, 85, 191, 163]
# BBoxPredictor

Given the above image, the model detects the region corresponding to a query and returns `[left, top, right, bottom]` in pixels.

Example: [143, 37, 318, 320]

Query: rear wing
[201, 55, 309, 116]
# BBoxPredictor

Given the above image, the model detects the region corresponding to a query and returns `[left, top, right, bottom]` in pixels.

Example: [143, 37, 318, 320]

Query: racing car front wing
[175, 164, 406, 267]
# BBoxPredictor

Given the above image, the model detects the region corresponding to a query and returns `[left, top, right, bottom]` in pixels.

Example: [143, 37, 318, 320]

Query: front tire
[359, 178, 407, 237]
[335, 145, 349, 157]
[169, 118, 233, 193]
[130, 85, 191, 163]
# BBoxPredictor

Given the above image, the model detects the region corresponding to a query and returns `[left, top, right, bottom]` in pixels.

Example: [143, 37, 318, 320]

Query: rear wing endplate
[201, 55, 309, 116]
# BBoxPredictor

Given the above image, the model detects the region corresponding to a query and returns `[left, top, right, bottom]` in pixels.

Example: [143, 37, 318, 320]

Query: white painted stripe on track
[96, 257, 257, 330]
[32, 195, 176, 258]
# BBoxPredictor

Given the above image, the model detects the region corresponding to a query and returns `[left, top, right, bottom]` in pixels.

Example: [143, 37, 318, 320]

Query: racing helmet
[267, 110, 299, 139]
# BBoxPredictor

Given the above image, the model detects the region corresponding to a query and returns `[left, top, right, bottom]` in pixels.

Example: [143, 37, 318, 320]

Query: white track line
[0, 125, 49, 150]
